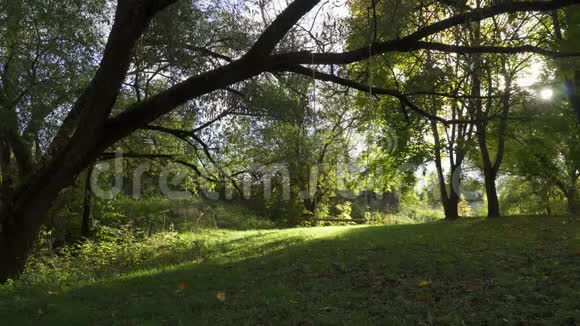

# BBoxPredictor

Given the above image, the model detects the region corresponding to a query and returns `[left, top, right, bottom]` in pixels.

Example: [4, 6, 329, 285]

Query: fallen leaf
[418, 280, 432, 288]
[217, 291, 226, 302]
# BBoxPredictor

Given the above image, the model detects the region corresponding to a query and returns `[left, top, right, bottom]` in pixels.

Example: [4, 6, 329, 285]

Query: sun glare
[540, 88, 554, 101]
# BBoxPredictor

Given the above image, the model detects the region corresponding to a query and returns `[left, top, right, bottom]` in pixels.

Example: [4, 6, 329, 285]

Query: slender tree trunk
[567, 188, 579, 216]
[478, 143, 502, 218]
[575, 71, 580, 123]
[474, 69, 509, 219]
[484, 171, 500, 218]
[0, 139, 11, 211]
[443, 192, 460, 221]
[552, 12, 580, 124]
[81, 166, 94, 239]
[303, 198, 315, 218]
[567, 70, 580, 124]
[545, 185, 552, 217]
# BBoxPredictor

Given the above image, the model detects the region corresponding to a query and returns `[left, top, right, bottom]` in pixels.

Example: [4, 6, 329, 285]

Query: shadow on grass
[2, 217, 579, 325]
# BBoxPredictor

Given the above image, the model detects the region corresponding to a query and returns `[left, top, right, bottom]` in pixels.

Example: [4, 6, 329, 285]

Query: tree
[552, 6, 580, 122]
[468, 8, 541, 218]
[1, 0, 579, 282]
[505, 96, 580, 215]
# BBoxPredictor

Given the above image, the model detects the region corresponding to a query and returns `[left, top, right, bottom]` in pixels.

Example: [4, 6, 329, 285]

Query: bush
[458, 195, 472, 217]
[95, 196, 275, 234]
[399, 206, 445, 223]
[13, 231, 197, 291]
[335, 202, 352, 220]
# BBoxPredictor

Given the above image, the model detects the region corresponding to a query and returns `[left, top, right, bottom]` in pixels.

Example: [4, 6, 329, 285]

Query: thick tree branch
[104, 0, 325, 146]
[104, 0, 580, 151]
[9, 0, 180, 219]
[244, 0, 322, 58]
[49, 0, 179, 156]
[271, 0, 580, 66]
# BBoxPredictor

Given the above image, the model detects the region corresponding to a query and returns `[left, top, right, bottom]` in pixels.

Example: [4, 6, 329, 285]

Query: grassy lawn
[1, 216, 579, 325]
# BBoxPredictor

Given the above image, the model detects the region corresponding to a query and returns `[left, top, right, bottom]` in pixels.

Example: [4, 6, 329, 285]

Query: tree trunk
[0, 138, 12, 210]
[0, 205, 46, 282]
[0, 162, 76, 282]
[479, 157, 501, 218]
[571, 72, 580, 124]
[475, 74, 509, 219]
[551, 13, 580, 124]
[0, 233, 30, 283]
[484, 172, 500, 218]
[567, 189, 579, 217]
[545, 186, 552, 217]
[443, 192, 460, 221]
[81, 166, 94, 239]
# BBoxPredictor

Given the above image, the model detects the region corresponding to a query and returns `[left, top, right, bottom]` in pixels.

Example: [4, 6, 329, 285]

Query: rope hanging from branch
[311, 51, 319, 219]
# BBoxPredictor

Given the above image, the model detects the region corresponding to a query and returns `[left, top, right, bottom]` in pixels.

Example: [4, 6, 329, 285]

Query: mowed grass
[1, 216, 579, 325]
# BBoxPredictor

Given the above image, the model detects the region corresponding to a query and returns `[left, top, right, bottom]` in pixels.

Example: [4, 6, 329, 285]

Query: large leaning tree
[1, 0, 579, 281]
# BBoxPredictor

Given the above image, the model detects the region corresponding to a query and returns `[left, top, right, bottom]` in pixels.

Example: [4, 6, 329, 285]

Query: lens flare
[540, 88, 553, 101]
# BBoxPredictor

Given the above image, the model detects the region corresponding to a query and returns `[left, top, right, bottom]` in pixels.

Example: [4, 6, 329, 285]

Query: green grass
[1, 216, 579, 325]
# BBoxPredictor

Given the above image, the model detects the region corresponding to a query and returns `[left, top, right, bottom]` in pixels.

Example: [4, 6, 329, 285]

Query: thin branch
[98, 152, 217, 182]
[410, 41, 580, 58]
[283, 65, 475, 124]
[98, 152, 177, 161]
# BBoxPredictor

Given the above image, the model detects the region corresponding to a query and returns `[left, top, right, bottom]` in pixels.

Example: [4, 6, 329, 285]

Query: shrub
[335, 202, 352, 220]
[458, 195, 472, 217]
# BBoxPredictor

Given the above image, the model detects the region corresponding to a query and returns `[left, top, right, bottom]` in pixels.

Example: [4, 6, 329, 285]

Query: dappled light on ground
[1, 217, 578, 325]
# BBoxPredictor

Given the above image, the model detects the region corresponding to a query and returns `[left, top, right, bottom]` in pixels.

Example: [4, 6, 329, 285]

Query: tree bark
[485, 174, 500, 218]
[571, 71, 580, 124]
[551, 11, 580, 124]
[0, 202, 52, 282]
[443, 192, 460, 220]
[0, 138, 11, 211]
[475, 72, 510, 218]
[0, 155, 78, 282]
[0, 227, 31, 282]
[81, 166, 94, 239]
[431, 120, 461, 221]
[567, 188, 579, 216]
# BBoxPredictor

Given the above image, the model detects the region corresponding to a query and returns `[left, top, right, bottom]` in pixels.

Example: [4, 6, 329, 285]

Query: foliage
[503, 94, 580, 215]
[500, 177, 568, 216]
[335, 202, 352, 220]
[458, 195, 472, 217]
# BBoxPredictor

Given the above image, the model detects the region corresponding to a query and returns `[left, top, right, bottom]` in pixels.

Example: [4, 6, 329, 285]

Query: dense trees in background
[347, 0, 580, 219]
[0, 0, 579, 281]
